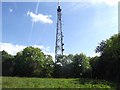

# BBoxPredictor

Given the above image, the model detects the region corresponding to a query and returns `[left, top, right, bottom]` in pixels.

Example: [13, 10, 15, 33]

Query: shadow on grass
[74, 78, 118, 89]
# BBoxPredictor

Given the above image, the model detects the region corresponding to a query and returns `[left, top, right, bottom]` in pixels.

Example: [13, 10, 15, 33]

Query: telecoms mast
[55, 0, 64, 63]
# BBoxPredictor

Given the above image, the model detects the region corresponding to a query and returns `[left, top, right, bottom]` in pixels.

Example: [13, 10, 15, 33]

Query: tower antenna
[58, 0, 60, 6]
[55, 0, 64, 63]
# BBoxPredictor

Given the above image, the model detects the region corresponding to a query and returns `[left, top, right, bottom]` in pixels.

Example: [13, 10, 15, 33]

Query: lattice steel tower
[55, 1, 64, 63]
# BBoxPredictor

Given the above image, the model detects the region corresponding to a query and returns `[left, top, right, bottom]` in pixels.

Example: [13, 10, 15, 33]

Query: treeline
[90, 33, 120, 82]
[1, 33, 120, 82]
[2, 47, 54, 77]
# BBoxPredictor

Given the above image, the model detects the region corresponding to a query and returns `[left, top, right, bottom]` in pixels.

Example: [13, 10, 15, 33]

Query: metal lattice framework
[55, 2, 64, 63]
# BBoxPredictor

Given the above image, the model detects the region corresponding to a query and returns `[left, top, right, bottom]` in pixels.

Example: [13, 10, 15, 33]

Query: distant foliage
[92, 33, 120, 82]
[1, 33, 120, 83]
[53, 53, 91, 78]
[2, 46, 54, 78]
[2, 50, 14, 76]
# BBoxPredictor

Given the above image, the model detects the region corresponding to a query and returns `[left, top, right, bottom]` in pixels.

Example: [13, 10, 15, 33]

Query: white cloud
[90, 52, 100, 57]
[64, 0, 119, 6]
[33, 45, 50, 51]
[27, 11, 53, 24]
[9, 8, 13, 12]
[68, 0, 119, 11]
[0, 42, 55, 61]
[0, 43, 25, 55]
[89, 0, 119, 6]
[43, 51, 55, 62]
[64, 0, 119, 14]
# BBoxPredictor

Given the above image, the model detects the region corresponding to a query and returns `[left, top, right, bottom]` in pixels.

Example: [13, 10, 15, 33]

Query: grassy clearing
[0, 77, 2, 89]
[2, 77, 115, 88]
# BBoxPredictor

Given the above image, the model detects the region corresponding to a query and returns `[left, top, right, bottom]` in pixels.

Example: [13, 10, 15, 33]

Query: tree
[95, 40, 107, 55]
[14, 46, 46, 77]
[53, 55, 73, 78]
[60, 55, 74, 78]
[43, 55, 54, 77]
[90, 56, 104, 79]
[95, 33, 120, 82]
[72, 53, 91, 78]
[2, 50, 14, 76]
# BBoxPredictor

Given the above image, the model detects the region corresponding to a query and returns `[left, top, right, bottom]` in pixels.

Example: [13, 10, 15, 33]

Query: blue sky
[1, 1, 118, 58]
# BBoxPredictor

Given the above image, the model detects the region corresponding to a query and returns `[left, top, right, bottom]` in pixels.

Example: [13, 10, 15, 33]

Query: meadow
[2, 77, 116, 89]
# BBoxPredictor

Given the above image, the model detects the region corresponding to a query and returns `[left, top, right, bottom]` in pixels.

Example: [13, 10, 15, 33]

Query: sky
[0, 0, 119, 60]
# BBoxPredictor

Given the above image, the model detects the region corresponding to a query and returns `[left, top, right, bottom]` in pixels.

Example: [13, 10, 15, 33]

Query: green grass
[0, 77, 2, 89]
[2, 77, 115, 88]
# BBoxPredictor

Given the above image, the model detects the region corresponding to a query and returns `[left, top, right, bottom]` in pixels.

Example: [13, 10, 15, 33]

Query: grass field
[2, 77, 116, 88]
[0, 77, 2, 89]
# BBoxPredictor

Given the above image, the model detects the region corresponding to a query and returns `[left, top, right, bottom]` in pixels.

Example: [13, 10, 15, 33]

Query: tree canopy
[1, 33, 120, 83]
[93, 33, 120, 81]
